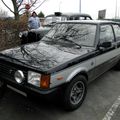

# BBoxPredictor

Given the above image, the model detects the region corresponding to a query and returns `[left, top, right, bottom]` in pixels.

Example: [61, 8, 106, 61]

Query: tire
[63, 75, 87, 111]
[114, 60, 120, 70]
[0, 79, 6, 98]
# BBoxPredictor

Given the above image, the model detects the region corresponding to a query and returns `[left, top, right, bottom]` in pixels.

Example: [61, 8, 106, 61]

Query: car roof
[46, 13, 92, 18]
[57, 20, 119, 25]
[103, 18, 120, 22]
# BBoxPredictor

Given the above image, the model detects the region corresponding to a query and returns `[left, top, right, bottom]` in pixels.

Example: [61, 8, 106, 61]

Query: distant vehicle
[1, 20, 120, 111]
[44, 12, 92, 27]
[20, 12, 92, 44]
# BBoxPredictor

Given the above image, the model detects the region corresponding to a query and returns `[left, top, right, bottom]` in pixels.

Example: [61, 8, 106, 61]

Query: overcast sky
[0, 0, 120, 19]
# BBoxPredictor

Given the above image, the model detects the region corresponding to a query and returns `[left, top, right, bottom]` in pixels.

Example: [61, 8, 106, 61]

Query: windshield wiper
[55, 35, 81, 48]
[44, 34, 81, 48]
[44, 35, 54, 40]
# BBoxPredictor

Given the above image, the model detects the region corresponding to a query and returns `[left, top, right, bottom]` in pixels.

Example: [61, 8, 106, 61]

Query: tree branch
[18, 0, 24, 8]
[19, 0, 38, 13]
[18, 7, 26, 12]
[1, 0, 14, 13]
[31, 0, 48, 12]
[30, 0, 38, 8]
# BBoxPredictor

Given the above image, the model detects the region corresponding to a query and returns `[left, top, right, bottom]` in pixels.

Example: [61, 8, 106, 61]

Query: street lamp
[79, 0, 81, 13]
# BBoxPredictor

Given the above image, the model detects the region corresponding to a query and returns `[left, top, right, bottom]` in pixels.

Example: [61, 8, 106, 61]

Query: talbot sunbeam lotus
[0, 20, 120, 110]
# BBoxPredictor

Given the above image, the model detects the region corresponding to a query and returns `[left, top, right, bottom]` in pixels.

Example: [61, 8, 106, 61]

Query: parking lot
[0, 69, 120, 120]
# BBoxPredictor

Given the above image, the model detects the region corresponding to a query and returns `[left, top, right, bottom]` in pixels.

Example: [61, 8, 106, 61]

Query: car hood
[0, 41, 94, 73]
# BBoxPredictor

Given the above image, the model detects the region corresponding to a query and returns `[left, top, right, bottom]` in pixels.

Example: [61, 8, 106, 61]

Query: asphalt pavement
[0, 69, 120, 120]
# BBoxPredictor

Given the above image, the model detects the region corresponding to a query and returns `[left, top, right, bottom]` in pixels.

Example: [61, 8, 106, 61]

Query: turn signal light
[40, 74, 50, 89]
[57, 76, 63, 80]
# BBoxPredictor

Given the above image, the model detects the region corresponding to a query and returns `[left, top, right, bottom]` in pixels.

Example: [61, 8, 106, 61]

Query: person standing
[28, 11, 41, 30]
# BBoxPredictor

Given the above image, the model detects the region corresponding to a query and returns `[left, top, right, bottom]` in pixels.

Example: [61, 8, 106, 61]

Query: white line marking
[102, 96, 120, 120]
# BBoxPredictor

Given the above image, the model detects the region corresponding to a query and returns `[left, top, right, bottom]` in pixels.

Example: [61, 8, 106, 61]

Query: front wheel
[114, 60, 120, 70]
[63, 75, 87, 111]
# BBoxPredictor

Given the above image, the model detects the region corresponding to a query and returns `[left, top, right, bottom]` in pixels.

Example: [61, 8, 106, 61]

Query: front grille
[0, 61, 27, 82]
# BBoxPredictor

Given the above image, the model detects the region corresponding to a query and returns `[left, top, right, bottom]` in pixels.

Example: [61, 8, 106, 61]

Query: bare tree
[1, 0, 48, 20]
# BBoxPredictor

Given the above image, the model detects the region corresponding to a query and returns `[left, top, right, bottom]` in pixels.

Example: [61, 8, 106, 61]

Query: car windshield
[44, 16, 67, 25]
[42, 23, 96, 47]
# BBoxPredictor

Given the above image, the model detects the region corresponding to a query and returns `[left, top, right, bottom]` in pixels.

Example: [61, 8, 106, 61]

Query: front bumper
[0, 60, 58, 96]
[2, 76, 58, 96]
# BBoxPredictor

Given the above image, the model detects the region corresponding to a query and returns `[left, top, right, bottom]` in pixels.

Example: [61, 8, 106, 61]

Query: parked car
[1, 20, 120, 110]
[20, 12, 92, 44]
[44, 12, 92, 26]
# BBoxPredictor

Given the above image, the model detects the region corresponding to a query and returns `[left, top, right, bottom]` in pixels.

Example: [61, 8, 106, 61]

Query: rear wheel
[63, 75, 87, 111]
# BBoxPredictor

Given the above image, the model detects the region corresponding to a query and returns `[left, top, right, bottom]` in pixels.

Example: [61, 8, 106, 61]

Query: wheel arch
[66, 68, 88, 83]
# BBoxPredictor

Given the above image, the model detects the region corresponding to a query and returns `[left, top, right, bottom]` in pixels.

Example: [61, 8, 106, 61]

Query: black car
[2, 20, 120, 111]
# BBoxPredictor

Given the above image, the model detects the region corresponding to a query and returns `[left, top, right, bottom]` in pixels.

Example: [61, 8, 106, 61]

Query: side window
[79, 17, 85, 20]
[86, 17, 91, 20]
[113, 25, 120, 41]
[100, 25, 114, 44]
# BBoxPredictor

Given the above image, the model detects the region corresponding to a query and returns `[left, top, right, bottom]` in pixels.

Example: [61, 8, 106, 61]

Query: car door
[112, 24, 120, 61]
[94, 24, 118, 78]
[112, 24, 120, 48]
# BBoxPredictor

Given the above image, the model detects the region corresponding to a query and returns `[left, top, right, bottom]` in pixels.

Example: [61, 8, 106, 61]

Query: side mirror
[98, 41, 112, 49]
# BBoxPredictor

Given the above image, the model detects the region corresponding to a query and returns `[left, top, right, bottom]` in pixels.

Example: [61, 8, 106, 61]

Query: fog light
[14, 70, 25, 84]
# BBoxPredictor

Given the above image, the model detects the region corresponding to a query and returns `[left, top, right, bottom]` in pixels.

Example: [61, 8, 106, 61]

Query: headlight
[28, 71, 41, 87]
[28, 71, 50, 88]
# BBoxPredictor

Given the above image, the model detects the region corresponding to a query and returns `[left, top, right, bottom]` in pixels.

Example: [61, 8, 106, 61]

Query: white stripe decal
[102, 96, 120, 120]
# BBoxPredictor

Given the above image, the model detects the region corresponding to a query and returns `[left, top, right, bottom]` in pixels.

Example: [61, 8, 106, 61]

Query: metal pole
[115, 0, 117, 18]
[59, 1, 62, 12]
[118, 7, 120, 18]
[79, 0, 81, 13]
